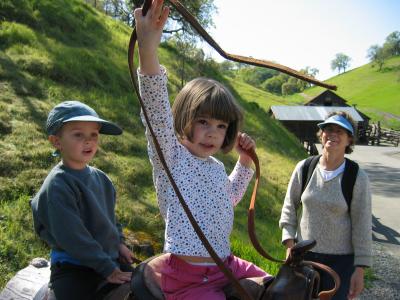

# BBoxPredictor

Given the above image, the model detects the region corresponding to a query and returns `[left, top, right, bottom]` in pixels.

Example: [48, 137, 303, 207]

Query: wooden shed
[304, 90, 348, 106]
[305, 90, 370, 141]
[269, 106, 364, 153]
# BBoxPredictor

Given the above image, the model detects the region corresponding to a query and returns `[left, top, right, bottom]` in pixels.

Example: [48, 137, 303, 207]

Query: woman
[279, 111, 372, 300]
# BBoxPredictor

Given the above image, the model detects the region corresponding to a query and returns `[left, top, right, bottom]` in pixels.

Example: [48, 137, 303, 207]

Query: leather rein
[128, 1, 339, 299]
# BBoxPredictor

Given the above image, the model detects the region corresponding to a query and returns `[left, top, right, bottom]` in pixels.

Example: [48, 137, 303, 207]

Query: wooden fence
[366, 123, 400, 147]
[302, 122, 399, 155]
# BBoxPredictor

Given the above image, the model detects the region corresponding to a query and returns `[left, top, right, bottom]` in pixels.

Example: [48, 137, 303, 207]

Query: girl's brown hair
[318, 111, 357, 154]
[172, 78, 243, 153]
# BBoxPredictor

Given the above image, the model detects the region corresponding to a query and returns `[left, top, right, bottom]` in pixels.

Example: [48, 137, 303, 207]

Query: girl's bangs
[196, 94, 239, 123]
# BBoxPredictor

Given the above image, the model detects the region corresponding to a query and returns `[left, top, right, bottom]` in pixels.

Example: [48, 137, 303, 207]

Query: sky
[201, 0, 400, 80]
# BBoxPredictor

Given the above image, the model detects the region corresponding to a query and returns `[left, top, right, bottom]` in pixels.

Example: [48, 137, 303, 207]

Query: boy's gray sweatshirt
[31, 162, 123, 278]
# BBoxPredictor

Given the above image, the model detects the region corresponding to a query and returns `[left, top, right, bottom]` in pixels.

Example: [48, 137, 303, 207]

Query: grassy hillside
[287, 57, 400, 130]
[0, 0, 306, 287]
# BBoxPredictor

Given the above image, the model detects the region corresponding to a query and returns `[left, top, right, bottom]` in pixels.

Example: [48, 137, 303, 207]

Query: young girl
[135, 1, 270, 299]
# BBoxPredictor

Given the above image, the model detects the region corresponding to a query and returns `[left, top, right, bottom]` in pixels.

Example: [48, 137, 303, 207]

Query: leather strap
[305, 260, 341, 300]
[247, 150, 285, 263]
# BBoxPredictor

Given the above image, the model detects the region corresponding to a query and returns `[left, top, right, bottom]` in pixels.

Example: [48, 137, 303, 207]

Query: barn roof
[270, 106, 364, 122]
[304, 90, 348, 105]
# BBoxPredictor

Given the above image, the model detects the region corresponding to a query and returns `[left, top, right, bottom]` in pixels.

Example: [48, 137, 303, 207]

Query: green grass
[0, 195, 50, 284]
[0, 0, 308, 288]
[287, 56, 400, 130]
[224, 77, 298, 109]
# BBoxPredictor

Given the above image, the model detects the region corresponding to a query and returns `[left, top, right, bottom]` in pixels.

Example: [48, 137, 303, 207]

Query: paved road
[347, 145, 400, 257]
[350, 145, 400, 300]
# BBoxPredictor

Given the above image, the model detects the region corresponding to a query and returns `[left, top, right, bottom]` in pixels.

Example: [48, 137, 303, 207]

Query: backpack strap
[341, 158, 359, 212]
[301, 155, 359, 212]
[301, 155, 321, 196]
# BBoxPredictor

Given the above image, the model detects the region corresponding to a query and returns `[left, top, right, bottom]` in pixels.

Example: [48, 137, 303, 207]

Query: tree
[96, 0, 216, 35]
[103, 0, 126, 19]
[366, 31, 399, 72]
[115, 0, 216, 84]
[384, 31, 400, 56]
[126, 0, 216, 33]
[367, 44, 390, 71]
[165, 0, 216, 36]
[168, 32, 217, 87]
[236, 66, 277, 87]
[331, 53, 351, 74]
[138, 0, 216, 84]
[297, 66, 319, 90]
[244, 65, 319, 95]
[306, 67, 319, 78]
[219, 61, 236, 77]
[262, 74, 288, 95]
[85, 0, 105, 11]
[281, 82, 299, 96]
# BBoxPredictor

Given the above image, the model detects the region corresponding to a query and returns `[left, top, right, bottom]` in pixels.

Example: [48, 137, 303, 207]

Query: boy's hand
[106, 268, 132, 284]
[235, 132, 256, 167]
[134, 0, 169, 75]
[119, 243, 134, 264]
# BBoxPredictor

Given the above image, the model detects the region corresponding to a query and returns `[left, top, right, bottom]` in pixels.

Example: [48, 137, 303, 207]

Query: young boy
[31, 100, 133, 300]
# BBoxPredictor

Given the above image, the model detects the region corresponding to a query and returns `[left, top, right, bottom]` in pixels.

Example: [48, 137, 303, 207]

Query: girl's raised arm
[134, 0, 169, 75]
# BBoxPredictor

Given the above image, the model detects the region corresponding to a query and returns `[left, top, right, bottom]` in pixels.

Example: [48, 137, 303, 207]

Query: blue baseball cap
[317, 114, 354, 135]
[46, 101, 122, 135]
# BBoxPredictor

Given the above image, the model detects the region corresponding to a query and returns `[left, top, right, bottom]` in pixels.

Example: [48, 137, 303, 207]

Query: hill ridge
[286, 57, 400, 130]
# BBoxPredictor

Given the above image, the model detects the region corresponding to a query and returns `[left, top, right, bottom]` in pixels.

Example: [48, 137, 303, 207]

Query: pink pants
[160, 254, 270, 300]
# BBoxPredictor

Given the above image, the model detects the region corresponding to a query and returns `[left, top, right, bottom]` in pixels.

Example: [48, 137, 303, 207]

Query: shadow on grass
[0, 52, 45, 99]
[1, 0, 110, 49]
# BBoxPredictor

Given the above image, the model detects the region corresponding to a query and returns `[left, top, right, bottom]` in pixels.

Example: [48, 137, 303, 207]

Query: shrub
[0, 0, 36, 26]
[0, 22, 36, 49]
